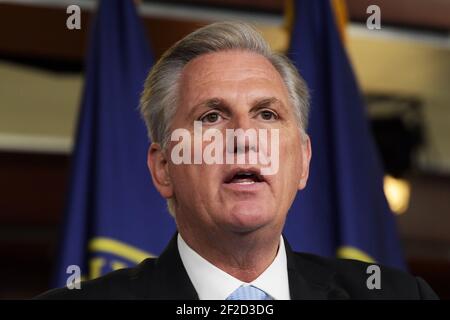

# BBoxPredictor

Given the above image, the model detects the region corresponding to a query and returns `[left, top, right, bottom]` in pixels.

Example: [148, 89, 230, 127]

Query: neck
[179, 227, 281, 283]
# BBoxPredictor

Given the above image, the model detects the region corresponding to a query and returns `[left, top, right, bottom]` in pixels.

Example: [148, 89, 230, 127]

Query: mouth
[223, 168, 266, 186]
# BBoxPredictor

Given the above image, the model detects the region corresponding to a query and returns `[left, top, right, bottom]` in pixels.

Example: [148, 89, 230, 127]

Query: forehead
[178, 50, 288, 102]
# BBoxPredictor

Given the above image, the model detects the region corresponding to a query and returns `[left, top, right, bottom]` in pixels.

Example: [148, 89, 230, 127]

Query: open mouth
[224, 169, 265, 185]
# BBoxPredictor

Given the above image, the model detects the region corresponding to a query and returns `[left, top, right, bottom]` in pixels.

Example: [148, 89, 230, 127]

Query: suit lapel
[141, 233, 199, 299]
[137, 233, 349, 300]
[284, 237, 350, 300]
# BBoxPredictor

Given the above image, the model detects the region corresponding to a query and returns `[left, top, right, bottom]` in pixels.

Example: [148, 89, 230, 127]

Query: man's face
[150, 50, 311, 237]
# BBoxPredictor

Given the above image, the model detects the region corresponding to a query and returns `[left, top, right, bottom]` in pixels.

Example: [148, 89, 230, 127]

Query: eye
[258, 110, 278, 121]
[200, 111, 222, 124]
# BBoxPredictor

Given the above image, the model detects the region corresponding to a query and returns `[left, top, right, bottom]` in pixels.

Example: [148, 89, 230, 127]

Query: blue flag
[54, 0, 175, 286]
[284, 0, 405, 269]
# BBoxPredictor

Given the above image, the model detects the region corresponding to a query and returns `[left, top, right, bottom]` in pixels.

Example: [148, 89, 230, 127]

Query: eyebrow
[187, 98, 228, 120]
[251, 97, 285, 111]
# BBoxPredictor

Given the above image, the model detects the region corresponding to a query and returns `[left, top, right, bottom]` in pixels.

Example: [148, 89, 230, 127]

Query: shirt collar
[177, 233, 290, 300]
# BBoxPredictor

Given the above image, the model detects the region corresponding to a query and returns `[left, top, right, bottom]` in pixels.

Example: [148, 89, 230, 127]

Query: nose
[226, 113, 258, 155]
[228, 111, 252, 131]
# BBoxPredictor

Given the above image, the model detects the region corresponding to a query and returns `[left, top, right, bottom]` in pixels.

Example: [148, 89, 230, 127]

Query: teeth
[236, 181, 255, 185]
[225, 170, 262, 184]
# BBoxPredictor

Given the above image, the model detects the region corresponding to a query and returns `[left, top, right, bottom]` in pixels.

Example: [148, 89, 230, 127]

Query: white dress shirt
[177, 233, 291, 300]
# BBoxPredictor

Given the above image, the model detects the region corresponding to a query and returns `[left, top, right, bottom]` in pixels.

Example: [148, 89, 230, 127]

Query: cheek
[280, 135, 303, 181]
[168, 164, 192, 195]
[169, 163, 218, 198]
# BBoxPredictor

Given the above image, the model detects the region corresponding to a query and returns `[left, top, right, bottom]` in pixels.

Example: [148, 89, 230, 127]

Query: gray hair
[140, 21, 309, 147]
[139, 21, 310, 216]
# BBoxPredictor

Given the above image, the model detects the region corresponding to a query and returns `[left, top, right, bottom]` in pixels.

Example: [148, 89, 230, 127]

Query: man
[38, 22, 437, 300]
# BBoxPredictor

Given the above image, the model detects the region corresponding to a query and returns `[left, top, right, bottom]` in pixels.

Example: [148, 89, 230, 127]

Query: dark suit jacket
[37, 234, 438, 300]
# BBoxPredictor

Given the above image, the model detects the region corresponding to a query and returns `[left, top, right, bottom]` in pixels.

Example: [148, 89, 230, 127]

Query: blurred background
[0, 0, 449, 299]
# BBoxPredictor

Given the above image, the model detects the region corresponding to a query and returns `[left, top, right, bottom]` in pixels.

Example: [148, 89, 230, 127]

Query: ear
[298, 135, 312, 190]
[147, 143, 173, 199]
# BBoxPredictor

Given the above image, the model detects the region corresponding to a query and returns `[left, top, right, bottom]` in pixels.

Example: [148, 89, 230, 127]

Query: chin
[225, 202, 275, 233]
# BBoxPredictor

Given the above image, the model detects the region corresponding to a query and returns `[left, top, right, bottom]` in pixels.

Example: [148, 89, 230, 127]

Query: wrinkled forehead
[177, 50, 289, 106]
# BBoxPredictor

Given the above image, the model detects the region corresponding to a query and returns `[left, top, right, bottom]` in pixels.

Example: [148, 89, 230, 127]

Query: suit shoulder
[35, 258, 157, 300]
[292, 251, 437, 299]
